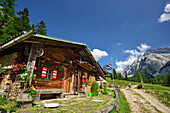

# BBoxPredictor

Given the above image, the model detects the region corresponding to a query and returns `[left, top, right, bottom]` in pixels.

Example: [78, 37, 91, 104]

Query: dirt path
[121, 85, 170, 113]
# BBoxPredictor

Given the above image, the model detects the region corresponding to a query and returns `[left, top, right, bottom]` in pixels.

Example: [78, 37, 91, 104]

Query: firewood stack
[8, 82, 22, 100]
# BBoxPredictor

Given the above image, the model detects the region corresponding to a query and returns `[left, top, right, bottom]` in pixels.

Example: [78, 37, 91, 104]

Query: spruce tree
[138, 71, 143, 82]
[118, 73, 123, 80]
[0, 0, 18, 44]
[124, 71, 128, 80]
[113, 68, 119, 79]
[35, 20, 47, 35]
[16, 8, 31, 32]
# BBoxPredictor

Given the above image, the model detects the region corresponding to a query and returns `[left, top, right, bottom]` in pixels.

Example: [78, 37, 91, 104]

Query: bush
[0, 95, 8, 105]
[103, 84, 108, 94]
[91, 81, 99, 96]
[0, 101, 17, 112]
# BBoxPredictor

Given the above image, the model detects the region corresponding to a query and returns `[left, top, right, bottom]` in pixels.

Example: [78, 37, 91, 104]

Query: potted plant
[78, 89, 85, 97]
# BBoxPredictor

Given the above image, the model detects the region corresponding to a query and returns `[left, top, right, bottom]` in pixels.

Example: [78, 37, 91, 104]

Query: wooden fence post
[115, 85, 120, 113]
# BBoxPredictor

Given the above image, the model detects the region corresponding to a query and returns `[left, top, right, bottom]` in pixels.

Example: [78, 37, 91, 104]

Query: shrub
[0, 101, 17, 112]
[91, 81, 99, 96]
[0, 95, 8, 105]
[103, 84, 108, 94]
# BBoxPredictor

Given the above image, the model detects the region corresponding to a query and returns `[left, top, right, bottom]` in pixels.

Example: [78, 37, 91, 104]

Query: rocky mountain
[123, 47, 170, 77]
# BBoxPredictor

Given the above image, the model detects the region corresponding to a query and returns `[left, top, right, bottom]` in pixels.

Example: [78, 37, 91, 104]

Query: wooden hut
[0, 30, 106, 99]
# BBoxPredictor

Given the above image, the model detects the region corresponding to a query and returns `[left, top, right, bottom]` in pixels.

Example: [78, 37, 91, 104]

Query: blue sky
[15, 0, 170, 72]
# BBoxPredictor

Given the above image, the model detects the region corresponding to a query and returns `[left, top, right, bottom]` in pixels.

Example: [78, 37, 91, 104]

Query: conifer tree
[16, 8, 31, 32]
[113, 68, 119, 79]
[124, 71, 129, 80]
[35, 20, 47, 35]
[118, 73, 123, 80]
[138, 71, 143, 82]
[0, 0, 17, 44]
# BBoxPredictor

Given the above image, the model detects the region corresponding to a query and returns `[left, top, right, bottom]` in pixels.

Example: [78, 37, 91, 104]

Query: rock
[44, 103, 59, 108]
[137, 84, 143, 89]
[123, 47, 170, 77]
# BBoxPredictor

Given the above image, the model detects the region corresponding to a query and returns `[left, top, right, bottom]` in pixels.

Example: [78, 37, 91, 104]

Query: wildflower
[2, 75, 4, 77]
[3, 69, 6, 72]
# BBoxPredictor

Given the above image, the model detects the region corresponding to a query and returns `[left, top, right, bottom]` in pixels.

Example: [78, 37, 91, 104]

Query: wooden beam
[82, 47, 100, 74]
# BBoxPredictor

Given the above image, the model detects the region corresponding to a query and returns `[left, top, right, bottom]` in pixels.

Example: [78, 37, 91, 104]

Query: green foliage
[0, 0, 18, 44]
[91, 81, 99, 96]
[0, 95, 8, 105]
[118, 73, 123, 80]
[124, 71, 128, 80]
[78, 89, 85, 94]
[0, 101, 17, 112]
[138, 71, 143, 82]
[129, 70, 153, 82]
[0, 0, 47, 45]
[56, 65, 64, 71]
[103, 84, 108, 94]
[16, 7, 31, 32]
[113, 68, 119, 79]
[141, 69, 170, 85]
[24, 88, 39, 97]
[20, 71, 31, 82]
[0, 95, 16, 112]
[35, 20, 47, 35]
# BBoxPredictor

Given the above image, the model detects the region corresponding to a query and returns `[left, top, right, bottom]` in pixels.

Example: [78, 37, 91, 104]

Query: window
[46, 69, 52, 79]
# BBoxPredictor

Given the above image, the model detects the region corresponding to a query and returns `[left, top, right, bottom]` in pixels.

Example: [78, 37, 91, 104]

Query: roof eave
[0, 30, 34, 51]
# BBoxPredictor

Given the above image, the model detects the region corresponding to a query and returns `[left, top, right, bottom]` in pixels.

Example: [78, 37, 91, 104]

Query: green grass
[111, 91, 131, 113]
[142, 83, 170, 107]
[16, 89, 116, 113]
[119, 92, 131, 113]
[106, 77, 140, 88]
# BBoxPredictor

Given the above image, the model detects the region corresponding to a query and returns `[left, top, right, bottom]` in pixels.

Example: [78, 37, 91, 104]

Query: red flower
[41, 92, 44, 94]
[38, 94, 40, 96]
[82, 80, 85, 82]
[2, 75, 4, 77]
[36, 86, 40, 89]
[3, 69, 6, 72]
[20, 64, 23, 67]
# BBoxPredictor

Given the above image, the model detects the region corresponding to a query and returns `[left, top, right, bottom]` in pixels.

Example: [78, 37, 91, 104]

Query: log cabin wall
[32, 45, 77, 93]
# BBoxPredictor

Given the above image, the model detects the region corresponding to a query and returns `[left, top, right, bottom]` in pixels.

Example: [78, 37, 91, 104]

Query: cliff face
[123, 47, 170, 77]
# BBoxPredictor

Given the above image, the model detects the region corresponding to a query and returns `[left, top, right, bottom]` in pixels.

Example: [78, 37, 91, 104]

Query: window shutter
[41, 67, 47, 78]
[52, 70, 57, 80]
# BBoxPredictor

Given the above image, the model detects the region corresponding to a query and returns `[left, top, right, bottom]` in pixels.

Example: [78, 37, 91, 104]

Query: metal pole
[111, 57, 114, 90]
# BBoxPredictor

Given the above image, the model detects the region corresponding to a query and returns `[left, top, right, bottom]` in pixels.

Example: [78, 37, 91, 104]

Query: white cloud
[137, 43, 151, 52]
[164, 4, 170, 13]
[159, 13, 170, 22]
[91, 49, 108, 61]
[116, 43, 123, 46]
[159, 4, 170, 23]
[115, 43, 151, 72]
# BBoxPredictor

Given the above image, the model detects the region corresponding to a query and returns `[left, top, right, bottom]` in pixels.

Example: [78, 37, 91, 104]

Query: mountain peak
[123, 47, 170, 77]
